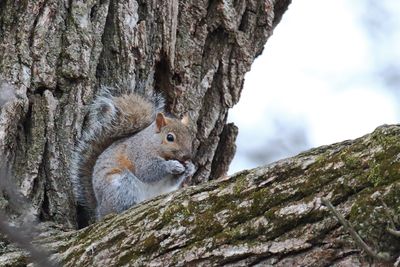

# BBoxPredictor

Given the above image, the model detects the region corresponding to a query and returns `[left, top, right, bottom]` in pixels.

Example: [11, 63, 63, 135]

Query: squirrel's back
[70, 88, 164, 220]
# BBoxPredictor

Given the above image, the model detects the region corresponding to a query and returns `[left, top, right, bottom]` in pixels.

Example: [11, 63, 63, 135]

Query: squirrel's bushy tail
[70, 87, 164, 220]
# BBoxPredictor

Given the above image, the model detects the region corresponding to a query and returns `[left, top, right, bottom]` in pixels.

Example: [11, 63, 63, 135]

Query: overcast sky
[228, 0, 400, 174]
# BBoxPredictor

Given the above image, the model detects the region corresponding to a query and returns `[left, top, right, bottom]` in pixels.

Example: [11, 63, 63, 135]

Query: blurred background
[228, 0, 400, 174]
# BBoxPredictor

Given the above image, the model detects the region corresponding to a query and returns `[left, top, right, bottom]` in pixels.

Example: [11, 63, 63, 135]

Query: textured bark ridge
[0, 0, 291, 228]
[1, 125, 399, 266]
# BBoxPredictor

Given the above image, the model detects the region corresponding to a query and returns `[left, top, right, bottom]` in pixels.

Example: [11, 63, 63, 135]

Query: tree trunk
[0, 0, 291, 229]
[1, 125, 400, 266]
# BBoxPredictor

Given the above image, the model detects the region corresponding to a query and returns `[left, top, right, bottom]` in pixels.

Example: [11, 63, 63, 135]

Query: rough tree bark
[2, 0, 399, 266]
[1, 125, 400, 266]
[0, 0, 291, 229]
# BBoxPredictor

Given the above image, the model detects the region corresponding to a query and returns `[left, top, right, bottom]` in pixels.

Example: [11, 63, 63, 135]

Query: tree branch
[2, 124, 399, 266]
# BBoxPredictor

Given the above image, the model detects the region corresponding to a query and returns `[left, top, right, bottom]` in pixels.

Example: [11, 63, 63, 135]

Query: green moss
[301, 155, 344, 196]
[233, 175, 247, 195]
[341, 153, 362, 170]
[262, 210, 296, 240]
[228, 207, 251, 225]
[249, 188, 273, 216]
[214, 227, 242, 244]
[117, 251, 140, 266]
[370, 129, 399, 148]
[160, 203, 191, 227]
[192, 209, 223, 241]
[331, 177, 360, 197]
[300, 170, 334, 196]
[385, 183, 400, 208]
[363, 147, 400, 187]
[214, 221, 265, 246]
[366, 164, 383, 187]
[250, 190, 265, 211]
[348, 188, 400, 253]
[315, 154, 327, 165]
[140, 234, 160, 254]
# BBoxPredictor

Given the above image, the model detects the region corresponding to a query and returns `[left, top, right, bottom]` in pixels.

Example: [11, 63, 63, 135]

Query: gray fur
[70, 87, 164, 219]
[70, 87, 195, 222]
[92, 122, 195, 220]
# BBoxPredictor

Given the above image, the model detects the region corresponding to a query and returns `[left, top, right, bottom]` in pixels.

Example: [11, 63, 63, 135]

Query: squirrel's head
[155, 112, 193, 163]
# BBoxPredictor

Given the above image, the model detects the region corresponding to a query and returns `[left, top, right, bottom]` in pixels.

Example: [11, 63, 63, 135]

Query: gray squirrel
[70, 88, 195, 221]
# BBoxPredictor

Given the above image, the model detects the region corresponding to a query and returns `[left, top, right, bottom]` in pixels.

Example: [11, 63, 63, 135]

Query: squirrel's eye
[166, 133, 175, 142]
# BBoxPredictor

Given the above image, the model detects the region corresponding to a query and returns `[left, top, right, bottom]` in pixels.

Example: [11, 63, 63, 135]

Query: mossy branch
[2, 124, 398, 266]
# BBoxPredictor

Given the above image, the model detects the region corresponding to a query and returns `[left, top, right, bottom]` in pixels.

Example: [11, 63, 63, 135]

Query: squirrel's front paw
[165, 160, 185, 174]
[183, 161, 196, 176]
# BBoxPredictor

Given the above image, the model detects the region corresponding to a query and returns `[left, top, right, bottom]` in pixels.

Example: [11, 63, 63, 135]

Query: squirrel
[70, 87, 195, 222]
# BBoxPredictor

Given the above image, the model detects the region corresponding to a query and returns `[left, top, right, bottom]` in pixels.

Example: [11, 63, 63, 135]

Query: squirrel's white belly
[137, 176, 180, 202]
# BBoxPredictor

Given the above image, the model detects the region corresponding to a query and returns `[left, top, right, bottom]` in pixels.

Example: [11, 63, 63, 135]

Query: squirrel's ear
[156, 112, 167, 132]
[181, 114, 189, 126]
